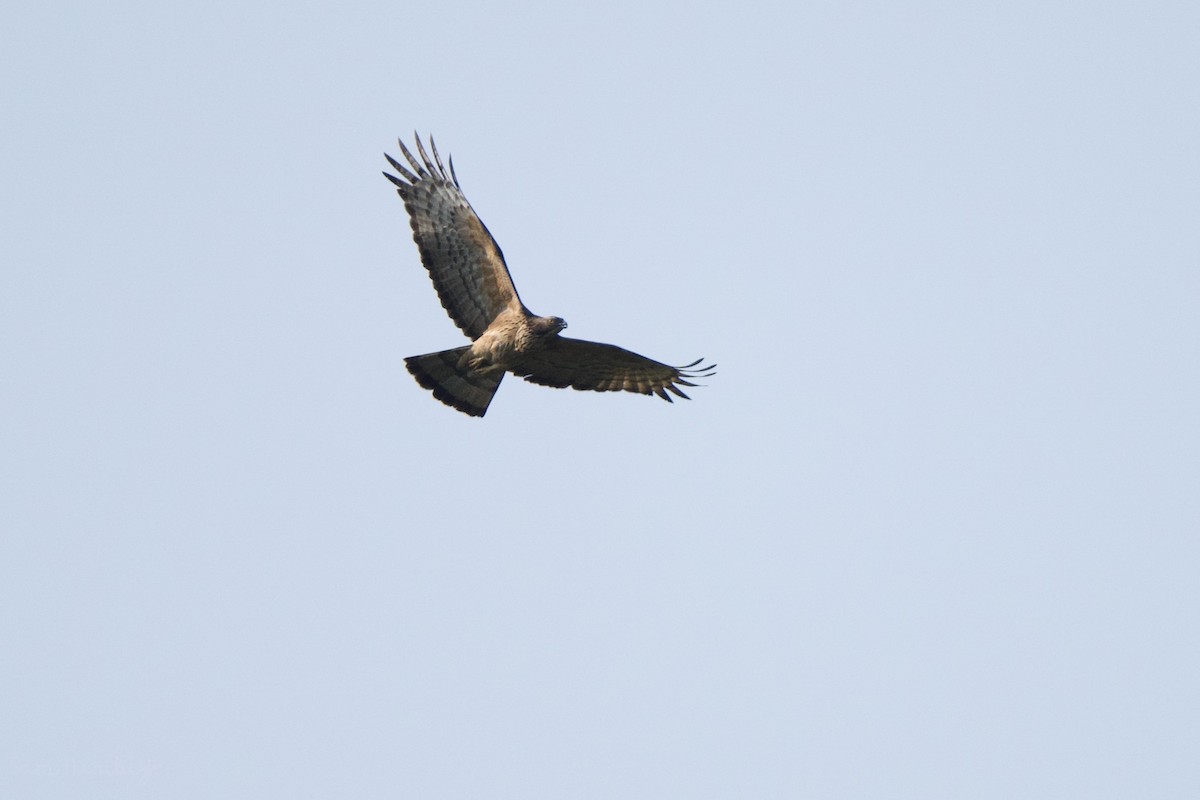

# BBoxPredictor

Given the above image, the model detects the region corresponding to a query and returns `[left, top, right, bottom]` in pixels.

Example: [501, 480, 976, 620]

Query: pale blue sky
[3, 1, 1198, 797]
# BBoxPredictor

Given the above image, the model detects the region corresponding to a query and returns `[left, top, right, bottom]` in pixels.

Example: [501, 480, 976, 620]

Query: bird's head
[533, 315, 568, 337]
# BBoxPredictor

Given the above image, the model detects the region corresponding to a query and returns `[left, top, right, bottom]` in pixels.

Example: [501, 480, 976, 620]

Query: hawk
[383, 133, 715, 417]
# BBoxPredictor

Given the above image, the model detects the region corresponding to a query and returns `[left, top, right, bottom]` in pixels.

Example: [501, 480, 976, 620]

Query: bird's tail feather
[405, 347, 503, 417]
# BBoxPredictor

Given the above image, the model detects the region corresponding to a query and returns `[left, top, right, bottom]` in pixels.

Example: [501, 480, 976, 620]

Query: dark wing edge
[383, 132, 522, 339]
[512, 337, 716, 403]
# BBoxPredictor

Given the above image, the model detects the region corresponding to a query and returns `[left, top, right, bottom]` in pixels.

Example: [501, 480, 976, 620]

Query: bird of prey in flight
[383, 133, 714, 417]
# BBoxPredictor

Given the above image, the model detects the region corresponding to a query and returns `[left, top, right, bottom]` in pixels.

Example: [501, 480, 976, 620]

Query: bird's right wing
[513, 337, 715, 402]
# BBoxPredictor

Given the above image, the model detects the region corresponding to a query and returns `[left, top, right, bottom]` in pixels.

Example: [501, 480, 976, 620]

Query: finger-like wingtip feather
[678, 359, 717, 380]
[413, 133, 436, 176]
[429, 135, 449, 181]
[384, 152, 418, 184]
[397, 137, 426, 177]
[665, 358, 715, 400]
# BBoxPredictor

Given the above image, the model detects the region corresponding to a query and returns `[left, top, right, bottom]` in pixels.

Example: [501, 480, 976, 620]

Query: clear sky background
[3, 1, 1198, 797]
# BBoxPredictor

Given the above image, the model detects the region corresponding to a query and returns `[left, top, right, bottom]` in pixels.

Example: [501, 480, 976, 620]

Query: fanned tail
[404, 347, 503, 417]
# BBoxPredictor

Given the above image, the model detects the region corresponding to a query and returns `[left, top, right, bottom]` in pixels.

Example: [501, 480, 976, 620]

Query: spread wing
[512, 338, 716, 402]
[383, 133, 522, 340]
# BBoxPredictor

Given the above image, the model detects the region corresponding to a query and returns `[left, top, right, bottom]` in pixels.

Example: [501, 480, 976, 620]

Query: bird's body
[459, 308, 567, 374]
[384, 133, 713, 417]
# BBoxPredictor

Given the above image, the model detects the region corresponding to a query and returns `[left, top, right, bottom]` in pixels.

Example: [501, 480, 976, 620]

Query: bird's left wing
[384, 134, 522, 340]
[512, 338, 715, 402]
